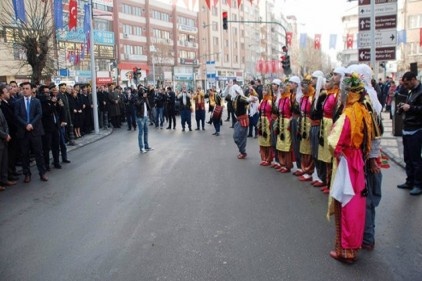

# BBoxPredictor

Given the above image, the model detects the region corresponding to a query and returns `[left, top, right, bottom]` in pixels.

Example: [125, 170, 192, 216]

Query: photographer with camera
[39, 85, 62, 170]
[396, 72, 422, 196]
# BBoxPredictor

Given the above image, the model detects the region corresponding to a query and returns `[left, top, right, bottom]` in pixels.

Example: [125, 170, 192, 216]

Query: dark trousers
[403, 129, 422, 188]
[7, 137, 18, 176]
[126, 109, 137, 129]
[364, 168, 382, 245]
[195, 109, 206, 129]
[248, 113, 259, 136]
[0, 143, 8, 183]
[59, 127, 68, 161]
[180, 109, 191, 130]
[19, 134, 45, 176]
[42, 131, 60, 167]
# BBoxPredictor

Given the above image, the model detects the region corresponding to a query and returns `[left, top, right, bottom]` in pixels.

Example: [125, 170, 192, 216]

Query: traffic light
[222, 12, 228, 30]
[282, 55, 291, 75]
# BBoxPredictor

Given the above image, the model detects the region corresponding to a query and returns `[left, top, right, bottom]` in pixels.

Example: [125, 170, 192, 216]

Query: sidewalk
[66, 127, 113, 153]
[380, 112, 405, 169]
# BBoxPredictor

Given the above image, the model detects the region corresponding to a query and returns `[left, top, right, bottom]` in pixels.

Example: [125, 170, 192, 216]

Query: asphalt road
[0, 120, 421, 281]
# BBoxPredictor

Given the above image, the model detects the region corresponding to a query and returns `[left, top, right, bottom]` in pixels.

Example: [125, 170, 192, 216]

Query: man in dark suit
[14, 82, 47, 183]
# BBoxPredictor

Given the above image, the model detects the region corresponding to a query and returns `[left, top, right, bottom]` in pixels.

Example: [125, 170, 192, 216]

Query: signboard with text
[358, 0, 397, 62]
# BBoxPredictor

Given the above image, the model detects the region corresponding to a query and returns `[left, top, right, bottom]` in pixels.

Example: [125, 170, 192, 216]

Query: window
[94, 19, 112, 32]
[409, 42, 422, 55]
[225, 54, 229, 62]
[123, 24, 131, 34]
[225, 39, 229, 47]
[213, 37, 219, 46]
[408, 15, 422, 28]
[133, 26, 142, 36]
[212, 21, 218, 31]
[233, 27, 237, 35]
[234, 55, 238, 63]
[152, 10, 170, 22]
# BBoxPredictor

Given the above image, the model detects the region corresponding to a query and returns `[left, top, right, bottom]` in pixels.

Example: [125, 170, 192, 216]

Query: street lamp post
[88, 0, 99, 134]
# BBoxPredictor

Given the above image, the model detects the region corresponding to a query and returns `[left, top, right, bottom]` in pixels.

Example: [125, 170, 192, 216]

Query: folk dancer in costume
[207, 86, 217, 124]
[269, 79, 282, 169]
[193, 86, 206, 130]
[318, 68, 344, 194]
[247, 84, 259, 138]
[257, 85, 273, 166]
[211, 90, 223, 136]
[357, 63, 384, 251]
[309, 70, 328, 188]
[232, 85, 258, 159]
[288, 76, 303, 174]
[327, 73, 373, 264]
[295, 75, 315, 181]
[177, 86, 192, 132]
[274, 82, 296, 173]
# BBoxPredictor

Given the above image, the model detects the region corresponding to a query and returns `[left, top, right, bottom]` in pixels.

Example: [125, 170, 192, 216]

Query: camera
[396, 102, 404, 114]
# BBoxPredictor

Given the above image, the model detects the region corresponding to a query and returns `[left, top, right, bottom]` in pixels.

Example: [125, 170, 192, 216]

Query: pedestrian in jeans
[135, 90, 153, 153]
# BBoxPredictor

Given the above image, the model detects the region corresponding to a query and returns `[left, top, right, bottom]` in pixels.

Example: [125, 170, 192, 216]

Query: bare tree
[0, 0, 56, 84]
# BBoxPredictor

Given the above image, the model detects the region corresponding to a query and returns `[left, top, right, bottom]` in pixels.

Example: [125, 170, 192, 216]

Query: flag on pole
[299, 33, 307, 48]
[227, 0, 232, 7]
[286, 32, 292, 46]
[314, 34, 321, 49]
[397, 30, 406, 45]
[83, 3, 91, 52]
[420, 28, 422, 47]
[205, 0, 211, 9]
[12, 0, 26, 22]
[54, 0, 63, 29]
[237, 0, 242, 7]
[329, 34, 337, 49]
[68, 0, 78, 30]
[346, 33, 353, 49]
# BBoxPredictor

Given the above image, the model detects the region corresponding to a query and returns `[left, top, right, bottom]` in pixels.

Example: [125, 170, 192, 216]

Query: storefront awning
[118, 62, 149, 72]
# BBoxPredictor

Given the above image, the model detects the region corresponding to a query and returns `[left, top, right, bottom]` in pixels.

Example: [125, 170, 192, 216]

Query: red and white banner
[286, 32, 292, 46]
[314, 34, 321, 50]
[68, 0, 77, 30]
[346, 33, 354, 49]
[205, 0, 211, 9]
[420, 28, 422, 47]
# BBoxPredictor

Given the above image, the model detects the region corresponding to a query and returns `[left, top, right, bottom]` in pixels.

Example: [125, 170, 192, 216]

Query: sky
[276, 0, 357, 51]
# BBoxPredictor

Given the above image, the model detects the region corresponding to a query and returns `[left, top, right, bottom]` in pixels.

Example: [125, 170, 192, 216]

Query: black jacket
[403, 82, 422, 131]
[135, 95, 151, 118]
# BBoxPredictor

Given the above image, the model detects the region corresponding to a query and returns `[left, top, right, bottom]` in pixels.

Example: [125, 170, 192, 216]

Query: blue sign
[59, 68, 69, 77]
[56, 29, 115, 45]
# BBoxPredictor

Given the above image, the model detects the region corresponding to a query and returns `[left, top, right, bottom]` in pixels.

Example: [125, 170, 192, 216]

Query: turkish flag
[286, 32, 292, 46]
[237, 0, 242, 7]
[205, 0, 211, 9]
[213, 0, 219, 5]
[227, 0, 231, 6]
[420, 28, 422, 47]
[68, 0, 77, 30]
[314, 34, 321, 49]
[346, 33, 354, 49]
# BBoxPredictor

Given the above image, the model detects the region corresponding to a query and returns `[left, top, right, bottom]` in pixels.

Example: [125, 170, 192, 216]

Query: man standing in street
[14, 82, 47, 183]
[135, 89, 153, 153]
[177, 85, 192, 132]
[397, 71, 422, 196]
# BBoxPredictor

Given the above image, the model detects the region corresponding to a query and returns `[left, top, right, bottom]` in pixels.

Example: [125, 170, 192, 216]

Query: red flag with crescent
[286, 32, 292, 46]
[346, 33, 354, 49]
[314, 34, 321, 49]
[68, 0, 77, 30]
[205, 0, 211, 9]
[237, 0, 242, 7]
[420, 28, 422, 47]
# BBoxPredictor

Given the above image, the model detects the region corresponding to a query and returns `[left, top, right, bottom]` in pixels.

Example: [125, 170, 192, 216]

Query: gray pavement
[74, 113, 405, 170]
[380, 112, 405, 169]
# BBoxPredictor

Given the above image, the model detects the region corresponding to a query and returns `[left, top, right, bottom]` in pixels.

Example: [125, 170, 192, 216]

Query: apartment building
[115, 0, 199, 89]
